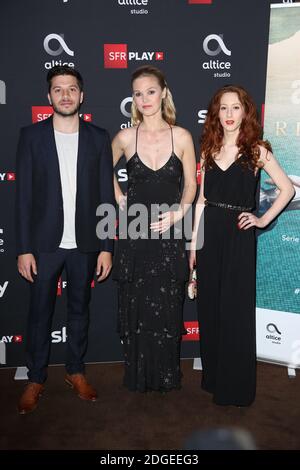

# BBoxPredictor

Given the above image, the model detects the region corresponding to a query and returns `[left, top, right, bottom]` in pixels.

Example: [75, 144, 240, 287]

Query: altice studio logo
[203, 34, 231, 56]
[202, 34, 231, 78]
[43, 33, 74, 56]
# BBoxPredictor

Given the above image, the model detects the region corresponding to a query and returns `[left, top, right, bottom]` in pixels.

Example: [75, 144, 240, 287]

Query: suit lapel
[42, 116, 63, 199]
[77, 118, 89, 178]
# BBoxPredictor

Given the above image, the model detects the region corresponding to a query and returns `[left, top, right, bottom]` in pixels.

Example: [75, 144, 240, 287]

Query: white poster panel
[256, 3, 300, 368]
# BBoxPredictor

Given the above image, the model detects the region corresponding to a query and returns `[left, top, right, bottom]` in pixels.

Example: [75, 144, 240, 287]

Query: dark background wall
[0, 0, 287, 367]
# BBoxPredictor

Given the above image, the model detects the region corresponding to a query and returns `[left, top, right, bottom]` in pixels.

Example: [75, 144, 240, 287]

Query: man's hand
[96, 251, 112, 282]
[17, 254, 37, 283]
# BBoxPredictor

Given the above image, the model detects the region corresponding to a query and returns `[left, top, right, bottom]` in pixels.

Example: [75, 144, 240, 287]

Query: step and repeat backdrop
[1, 0, 298, 369]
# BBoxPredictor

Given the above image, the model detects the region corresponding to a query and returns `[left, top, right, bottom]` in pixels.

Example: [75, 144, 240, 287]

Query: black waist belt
[204, 200, 253, 212]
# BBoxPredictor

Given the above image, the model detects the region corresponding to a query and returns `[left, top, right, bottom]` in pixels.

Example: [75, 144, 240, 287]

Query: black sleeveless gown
[113, 126, 189, 392]
[196, 155, 259, 406]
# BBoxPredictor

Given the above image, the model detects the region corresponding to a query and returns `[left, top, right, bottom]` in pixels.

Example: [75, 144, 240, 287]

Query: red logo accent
[82, 113, 92, 121]
[196, 162, 201, 185]
[6, 173, 15, 181]
[32, 106, 53, 123]
[182, 321, 200, 341]
[188, 0, 212, 4]
[155, 52, 164, 61]
[57, 277, 94, 296]
[57, 277, 62, 297]
[13, 335, 23, 343]
[104, 44, 128, 69]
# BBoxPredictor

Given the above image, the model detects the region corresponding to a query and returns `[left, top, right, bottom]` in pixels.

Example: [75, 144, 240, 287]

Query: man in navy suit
[16, 66, 115, 414]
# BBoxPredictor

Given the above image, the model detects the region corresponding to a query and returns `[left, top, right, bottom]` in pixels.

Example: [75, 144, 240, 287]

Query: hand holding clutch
[188, 268, 197, 300]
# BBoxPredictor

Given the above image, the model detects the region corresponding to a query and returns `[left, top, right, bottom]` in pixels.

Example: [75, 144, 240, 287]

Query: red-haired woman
[189, 85, 294, 406]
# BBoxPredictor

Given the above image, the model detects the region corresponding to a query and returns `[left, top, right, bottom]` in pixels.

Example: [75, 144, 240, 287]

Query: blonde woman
[112, 66, 196, 392]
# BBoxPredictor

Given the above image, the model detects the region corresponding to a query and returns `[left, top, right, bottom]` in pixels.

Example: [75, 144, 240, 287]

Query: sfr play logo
[80, 113, 92, 121]
[32, 106, 53, 123]
[14, 335, 23, 343]
[155, 52, 164, 60]
[104, 44, 164, 69]
[104, 44, 128, 68]
[182, 321, 199, 341]
[0, 173, 15, 182]
[32, 106, 92, 123]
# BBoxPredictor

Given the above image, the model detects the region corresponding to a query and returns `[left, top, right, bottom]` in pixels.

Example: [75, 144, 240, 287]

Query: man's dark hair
[47, 66, 83, 93]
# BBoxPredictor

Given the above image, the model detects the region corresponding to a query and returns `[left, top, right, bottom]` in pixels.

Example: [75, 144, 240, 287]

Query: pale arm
[238, 148, 295, 230]
[177, 131, 197, 217]
[112, 131, 127, 210]
[189, 159, 206, 269]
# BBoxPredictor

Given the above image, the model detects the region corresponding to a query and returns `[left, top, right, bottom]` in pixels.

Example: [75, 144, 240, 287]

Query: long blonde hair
[131, 65, 176, 126]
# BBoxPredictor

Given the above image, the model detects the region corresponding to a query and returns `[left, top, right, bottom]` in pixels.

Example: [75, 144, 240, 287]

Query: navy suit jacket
[15, 116, 115, 255]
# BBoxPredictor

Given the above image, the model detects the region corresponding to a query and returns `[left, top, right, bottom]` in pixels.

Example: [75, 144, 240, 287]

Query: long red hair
[201, 85, 272, 171]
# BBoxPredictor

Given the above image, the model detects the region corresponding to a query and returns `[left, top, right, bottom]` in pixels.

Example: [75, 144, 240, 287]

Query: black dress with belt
[113, 126, 189, 392]
[196, 155, 260, 406]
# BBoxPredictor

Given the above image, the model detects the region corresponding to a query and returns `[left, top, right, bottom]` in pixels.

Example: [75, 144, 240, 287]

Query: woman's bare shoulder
[113, 126, 137, 146]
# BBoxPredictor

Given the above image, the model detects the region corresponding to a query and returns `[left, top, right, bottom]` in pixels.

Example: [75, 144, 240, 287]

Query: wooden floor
[1, 359, 300, 452]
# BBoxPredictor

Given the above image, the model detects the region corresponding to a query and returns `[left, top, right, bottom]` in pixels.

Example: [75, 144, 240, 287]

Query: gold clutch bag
[188, 268, 197, 300]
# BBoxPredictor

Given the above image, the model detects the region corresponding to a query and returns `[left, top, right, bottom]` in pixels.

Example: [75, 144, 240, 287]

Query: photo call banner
[0, 0, 299, 373]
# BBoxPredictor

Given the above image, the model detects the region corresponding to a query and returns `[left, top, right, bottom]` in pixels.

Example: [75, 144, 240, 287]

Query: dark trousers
[26, 248, 98, 384]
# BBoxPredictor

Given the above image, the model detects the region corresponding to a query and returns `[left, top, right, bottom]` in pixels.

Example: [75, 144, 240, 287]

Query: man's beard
[52, 101, 81, 117]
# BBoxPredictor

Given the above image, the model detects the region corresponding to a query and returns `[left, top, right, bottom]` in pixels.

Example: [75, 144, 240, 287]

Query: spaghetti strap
[169, 124, 174, 154]
[170, 125, 174, 154]
[135, 124, 140, 154]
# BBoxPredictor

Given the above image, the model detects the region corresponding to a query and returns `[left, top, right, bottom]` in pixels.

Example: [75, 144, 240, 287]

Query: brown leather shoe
[65, 373, 97, 401]
[18, 382, 44, 414]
